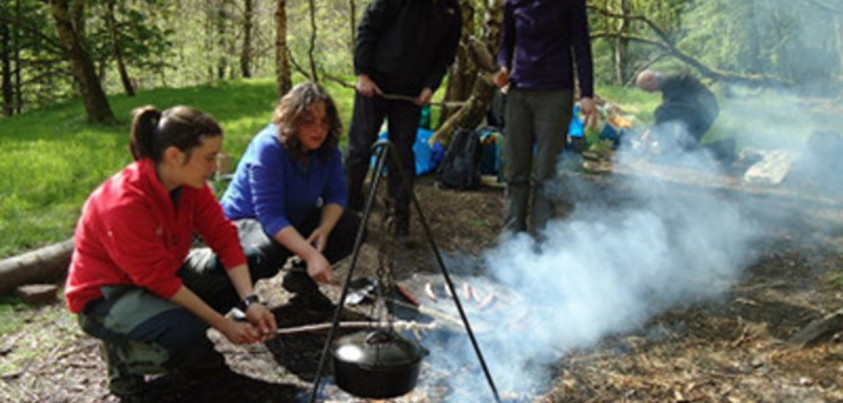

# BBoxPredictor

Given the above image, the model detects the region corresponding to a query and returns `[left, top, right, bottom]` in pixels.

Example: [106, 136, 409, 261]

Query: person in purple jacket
[494, 0, 597, 236]
[221, 82, 360, 297]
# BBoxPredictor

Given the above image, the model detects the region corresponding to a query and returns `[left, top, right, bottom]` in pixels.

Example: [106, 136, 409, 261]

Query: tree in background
[49, 0, 115, 123]
[275, 0, 291, 96]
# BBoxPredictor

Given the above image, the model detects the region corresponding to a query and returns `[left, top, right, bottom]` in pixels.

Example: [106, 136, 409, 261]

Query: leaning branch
[588, 6, 789, 87]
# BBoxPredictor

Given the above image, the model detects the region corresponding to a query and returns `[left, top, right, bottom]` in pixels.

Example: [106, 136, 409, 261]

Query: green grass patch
[0, 77, 359, 258]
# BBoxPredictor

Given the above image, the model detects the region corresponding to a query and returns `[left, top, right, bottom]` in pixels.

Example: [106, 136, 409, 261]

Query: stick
[389, 298, 466, 330]
[321, 73, 466, 108]
[275, 320, 438, 335]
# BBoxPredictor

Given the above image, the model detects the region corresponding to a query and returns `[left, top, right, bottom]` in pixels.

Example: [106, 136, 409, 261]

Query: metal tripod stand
[308, 140, 501, 403]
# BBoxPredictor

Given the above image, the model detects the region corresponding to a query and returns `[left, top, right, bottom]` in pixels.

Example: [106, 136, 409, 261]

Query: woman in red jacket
[65, 105, 277, 398]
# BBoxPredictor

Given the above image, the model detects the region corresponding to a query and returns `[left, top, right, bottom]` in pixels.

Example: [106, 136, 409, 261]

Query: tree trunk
[307, 0, 318, 82]
[13, 0, 21, 114]
[50, 0, 115, 123]
[104, 0, 135, 96]
[1, 14, 12, 116]
[439, 0, 476, 127]
[275, 0, 291, 96]
[434, 75, 497, 146]
[240, 0, 253, 78]
[69, 0, 84, 36]
[433, 0, 504, 145]
[216, 1, 227, 80]
[613, 0, 630, 85]
[349, 0, 356, 53]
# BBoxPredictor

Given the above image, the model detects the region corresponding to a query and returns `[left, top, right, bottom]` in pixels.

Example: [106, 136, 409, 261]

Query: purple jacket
[497, 0, 594, 97]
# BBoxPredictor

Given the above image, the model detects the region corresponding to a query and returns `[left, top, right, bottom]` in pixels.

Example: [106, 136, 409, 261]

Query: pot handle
[364, 330, 393, 345]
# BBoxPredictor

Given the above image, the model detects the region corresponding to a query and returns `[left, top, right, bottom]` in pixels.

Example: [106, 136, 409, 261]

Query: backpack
[436, 128, 483, 190]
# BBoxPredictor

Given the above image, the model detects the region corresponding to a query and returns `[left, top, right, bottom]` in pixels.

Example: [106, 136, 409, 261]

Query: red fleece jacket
[65, 158, 246, 313]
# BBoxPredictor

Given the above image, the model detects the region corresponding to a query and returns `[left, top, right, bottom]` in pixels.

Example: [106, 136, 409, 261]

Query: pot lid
[333, 330, 426, 367]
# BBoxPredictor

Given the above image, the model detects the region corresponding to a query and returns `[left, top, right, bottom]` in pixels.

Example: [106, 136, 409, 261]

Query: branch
[274, 320, 438, 335]
[588, 8, 790, 87]
[587, 5, 674, 46]
[322, 73, 466, 108]
[285, 47, 311, 80]
[0, 14, 63, 53]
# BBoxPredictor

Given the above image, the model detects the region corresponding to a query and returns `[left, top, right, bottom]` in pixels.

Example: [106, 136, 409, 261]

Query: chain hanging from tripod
[373, 183, 398, 330]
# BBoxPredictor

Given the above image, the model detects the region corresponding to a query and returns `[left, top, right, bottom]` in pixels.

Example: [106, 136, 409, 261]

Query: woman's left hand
[246, 302, 277, 341]
[306, 228, 328, 253]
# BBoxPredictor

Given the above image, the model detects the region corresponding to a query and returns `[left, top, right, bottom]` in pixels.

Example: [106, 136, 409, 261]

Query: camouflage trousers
[76, 246, 265, 394]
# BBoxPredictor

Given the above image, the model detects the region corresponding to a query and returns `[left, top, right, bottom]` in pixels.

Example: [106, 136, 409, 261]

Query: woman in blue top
[221, 82, 359, 290]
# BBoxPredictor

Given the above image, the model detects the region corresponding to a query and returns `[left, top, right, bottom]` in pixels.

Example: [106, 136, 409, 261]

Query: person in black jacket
[636, 70, 733, 161]
[345, 0, 461, 245]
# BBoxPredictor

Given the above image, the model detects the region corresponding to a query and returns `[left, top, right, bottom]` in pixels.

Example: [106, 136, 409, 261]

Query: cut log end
[16, 284, 59, 305]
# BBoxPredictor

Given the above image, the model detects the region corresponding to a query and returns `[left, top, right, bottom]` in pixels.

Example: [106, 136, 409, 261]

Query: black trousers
[233, 209, 362, 273]
[345, 92, 421, 227]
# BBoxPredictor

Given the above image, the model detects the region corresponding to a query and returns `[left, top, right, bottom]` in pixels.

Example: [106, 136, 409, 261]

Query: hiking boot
[109, 374, 147, 401]
[282, 263, 335, 312]
[282, 266, 320, 295]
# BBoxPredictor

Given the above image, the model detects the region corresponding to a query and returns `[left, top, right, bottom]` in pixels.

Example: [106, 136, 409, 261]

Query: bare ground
[0, 171, 841, 403]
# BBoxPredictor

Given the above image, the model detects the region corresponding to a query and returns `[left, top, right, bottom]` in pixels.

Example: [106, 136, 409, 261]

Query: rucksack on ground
[435, 128, 483, 190]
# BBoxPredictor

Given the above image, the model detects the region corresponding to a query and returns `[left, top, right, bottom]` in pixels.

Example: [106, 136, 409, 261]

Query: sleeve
[322, 148, 348, 208]
[193, 186, 247, 271]
[497, 2, 515, 69]
[100, 199, 183, 299]
[422, 8, 463, 91]
[354, 0, 396, 76]
[249, 142, 293, 238]
[571, 0, 594, 98]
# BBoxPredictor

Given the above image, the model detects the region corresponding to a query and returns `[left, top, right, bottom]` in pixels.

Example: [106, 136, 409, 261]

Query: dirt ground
[0, 167, 841, 403]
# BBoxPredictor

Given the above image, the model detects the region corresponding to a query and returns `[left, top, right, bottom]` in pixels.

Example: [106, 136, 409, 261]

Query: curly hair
[273, 82, 342, 162]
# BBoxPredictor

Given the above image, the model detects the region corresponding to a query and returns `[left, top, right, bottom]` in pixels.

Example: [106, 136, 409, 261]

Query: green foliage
[0, 77, 356, 257]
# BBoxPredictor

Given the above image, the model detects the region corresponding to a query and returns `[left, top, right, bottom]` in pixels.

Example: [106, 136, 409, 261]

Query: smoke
[428, 99, 840, 400]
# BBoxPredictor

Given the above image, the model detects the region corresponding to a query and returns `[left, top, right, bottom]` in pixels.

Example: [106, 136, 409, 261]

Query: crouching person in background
[220, 82, 360, 308]
[65, 105, 278, 399]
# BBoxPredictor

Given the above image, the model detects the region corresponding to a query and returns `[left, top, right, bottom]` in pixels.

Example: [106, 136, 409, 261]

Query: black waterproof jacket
[655, 73, 720, 141]
[354, 0, 462, 96]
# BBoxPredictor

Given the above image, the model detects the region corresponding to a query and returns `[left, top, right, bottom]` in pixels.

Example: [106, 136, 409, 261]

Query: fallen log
[0, 238, 74, 296]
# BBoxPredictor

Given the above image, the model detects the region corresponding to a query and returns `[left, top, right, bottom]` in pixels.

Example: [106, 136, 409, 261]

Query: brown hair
[129, 105, 223, 163]
[272, 82, 341, 162]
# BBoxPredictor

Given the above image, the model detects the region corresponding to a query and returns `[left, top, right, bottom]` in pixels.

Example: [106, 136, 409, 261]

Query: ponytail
[129, 106, 162, 161]
[128, 105, 222, 163]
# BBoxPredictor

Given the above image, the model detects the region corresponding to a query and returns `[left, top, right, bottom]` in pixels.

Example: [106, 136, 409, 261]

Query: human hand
[579, 97, 597, 128]
[415, 87, 433, 106]
[493, 67, 509, 88]
[245, 303, 277, 341]
[220, 318, 263, 344]
[356, 74, 382, 97]
[306, 228, 328, 253]
[305, 253, 333, 284]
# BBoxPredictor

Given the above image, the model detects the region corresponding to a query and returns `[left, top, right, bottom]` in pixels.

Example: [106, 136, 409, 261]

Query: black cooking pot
[332, 329, 428, 399]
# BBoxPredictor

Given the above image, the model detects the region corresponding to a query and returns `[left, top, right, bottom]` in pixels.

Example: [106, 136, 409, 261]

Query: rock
[741, 148, 794, 186]
[16, 284, 58, 305]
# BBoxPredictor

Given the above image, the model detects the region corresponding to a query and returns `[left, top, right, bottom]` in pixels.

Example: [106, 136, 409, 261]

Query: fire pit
[397, 273, 528, 334]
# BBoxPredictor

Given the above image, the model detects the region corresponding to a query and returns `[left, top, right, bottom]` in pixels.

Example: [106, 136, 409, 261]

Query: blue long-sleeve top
[220, 124, 348, 238]
[497, 0, 594, 97]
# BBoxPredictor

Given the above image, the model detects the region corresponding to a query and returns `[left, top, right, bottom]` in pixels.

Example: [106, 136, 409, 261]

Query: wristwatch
[240, 294, 262, 310]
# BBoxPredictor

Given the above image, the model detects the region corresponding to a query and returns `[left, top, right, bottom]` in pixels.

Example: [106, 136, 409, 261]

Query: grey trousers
[503, 88, 573, 234]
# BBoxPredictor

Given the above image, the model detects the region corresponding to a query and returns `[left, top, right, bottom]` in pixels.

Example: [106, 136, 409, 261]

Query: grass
[0, 77, 356, 259]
